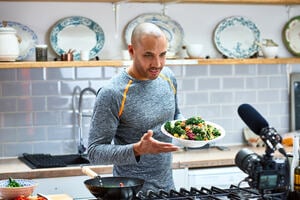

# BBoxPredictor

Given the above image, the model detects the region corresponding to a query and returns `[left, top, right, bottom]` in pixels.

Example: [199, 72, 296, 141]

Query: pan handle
[81, 166, 98, 178]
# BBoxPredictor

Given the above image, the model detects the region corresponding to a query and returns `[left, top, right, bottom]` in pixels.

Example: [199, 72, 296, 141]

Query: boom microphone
[237, 104, 269, 134]
[238, 104, 287, 156]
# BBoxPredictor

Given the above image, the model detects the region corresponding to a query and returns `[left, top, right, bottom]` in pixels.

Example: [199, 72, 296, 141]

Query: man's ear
[128, 45, 134, 57]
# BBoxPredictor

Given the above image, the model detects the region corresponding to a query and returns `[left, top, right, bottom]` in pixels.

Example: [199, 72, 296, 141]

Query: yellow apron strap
[118, 80, 133, 117]
[159, 73, 176, 94]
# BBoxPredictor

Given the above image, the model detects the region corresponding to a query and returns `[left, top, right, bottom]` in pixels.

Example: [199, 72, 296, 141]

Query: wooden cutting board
[28, 194, 73, 200]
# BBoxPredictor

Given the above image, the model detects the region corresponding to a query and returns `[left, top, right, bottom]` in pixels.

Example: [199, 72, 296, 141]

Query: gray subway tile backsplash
[17, 97, 46, 111]
[245, 77, 268, 89]
[197, 78, 220, 90]
[2, 82, 31, 96]
[0, 128, 17, 142]
[3, 112, 33, 127]
[32, 81, 59, 96]
[47, 96, 72, 110]
[257, 90, 281, 102]
[0, 98, 17, 112]
[46, 68, 75, 80]
[235, 64, 257, 75]
[210, 65, 233, 76]
[17, 127, 47, 142]
[47, 127, 74, 140]
[185, 65, 208, 76]
[223, 77, 244, 89]
[4, 143, 33, 157]
[210, 91, 234, 104]
[17, 68, 44, 81]
[76, 67, 103, 79]
[0, 69, 17, 81]
[33, 111, 61, 126]
[0, 64, 294, 156]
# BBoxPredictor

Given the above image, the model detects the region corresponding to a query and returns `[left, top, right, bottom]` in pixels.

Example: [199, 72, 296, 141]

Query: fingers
[137, 129, 180, 155]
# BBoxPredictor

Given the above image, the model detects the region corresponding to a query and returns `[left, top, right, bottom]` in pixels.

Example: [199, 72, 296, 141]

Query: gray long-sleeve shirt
[87, 67, 183, 193]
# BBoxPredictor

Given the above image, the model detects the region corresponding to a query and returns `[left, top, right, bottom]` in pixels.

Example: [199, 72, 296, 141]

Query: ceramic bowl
[161, 120, 225, 148]
[261, 46, 279, 58]
[186, 44, 203, 58]
[0, 179, 37, 199]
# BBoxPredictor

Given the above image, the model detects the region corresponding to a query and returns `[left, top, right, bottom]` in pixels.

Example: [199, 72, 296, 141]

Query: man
[87, 22, 183, 193]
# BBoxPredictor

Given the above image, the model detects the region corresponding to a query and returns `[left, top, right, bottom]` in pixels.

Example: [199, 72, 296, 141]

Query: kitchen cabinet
[33, 175, 100, 198]
[32, 168, 241, 198]
[32, 169, 189, 198]
[173, 168, 189, 190]
[1, 57, 300, 69]
[188, 166, 248, 189]
[1, 0, 300, 4]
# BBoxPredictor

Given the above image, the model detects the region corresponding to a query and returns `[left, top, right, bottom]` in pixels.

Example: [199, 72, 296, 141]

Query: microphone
[238, 103, 287, 156]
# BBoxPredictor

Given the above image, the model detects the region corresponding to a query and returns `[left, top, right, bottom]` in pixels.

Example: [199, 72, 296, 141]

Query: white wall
[0, 2, 299, 60]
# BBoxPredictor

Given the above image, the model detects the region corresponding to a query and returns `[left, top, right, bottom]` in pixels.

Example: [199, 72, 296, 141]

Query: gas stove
[75, 185, 290, 200]
[135, 185, 287, 200]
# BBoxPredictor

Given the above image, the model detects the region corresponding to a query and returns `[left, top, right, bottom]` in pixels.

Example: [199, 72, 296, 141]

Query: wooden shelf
[0, 58, 299, 69]
[0, 0, 299, 4]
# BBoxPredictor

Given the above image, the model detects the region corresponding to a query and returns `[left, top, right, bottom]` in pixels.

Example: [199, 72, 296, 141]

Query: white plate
[161, 120, 225, 148]
[124, 13, 184, 54]
[0, 21, 38, 60]
[282, 16, 300, 56]
[214, 16, 260, 58]
[50, 16, 105, 60]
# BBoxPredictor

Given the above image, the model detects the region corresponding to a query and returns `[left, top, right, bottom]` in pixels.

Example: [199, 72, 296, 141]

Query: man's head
[127, 22, 168, 80]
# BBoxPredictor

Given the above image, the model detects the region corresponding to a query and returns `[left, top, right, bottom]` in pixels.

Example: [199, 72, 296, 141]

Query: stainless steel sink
[19, 153, 90, 169]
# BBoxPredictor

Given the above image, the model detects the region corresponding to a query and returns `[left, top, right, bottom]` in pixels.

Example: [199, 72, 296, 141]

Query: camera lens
[235, 148, 261, 174]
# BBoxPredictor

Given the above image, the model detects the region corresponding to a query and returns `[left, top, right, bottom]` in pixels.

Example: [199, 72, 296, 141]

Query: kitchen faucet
[72, 86, 97, 155]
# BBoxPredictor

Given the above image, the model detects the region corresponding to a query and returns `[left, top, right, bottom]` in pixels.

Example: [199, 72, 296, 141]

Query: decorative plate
[213, 16, 260, 58]
[124, 13, 184, 54]
[161, 120, 225, 148]
[50, 16, 105, 60]
[282, 16, 300, 56]
[0, 21, 38, 60]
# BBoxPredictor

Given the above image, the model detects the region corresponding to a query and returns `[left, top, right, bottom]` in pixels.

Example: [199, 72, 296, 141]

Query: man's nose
[152, 56, 162, 67]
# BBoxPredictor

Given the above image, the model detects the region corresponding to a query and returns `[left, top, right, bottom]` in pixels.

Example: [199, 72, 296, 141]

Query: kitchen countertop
[0, 145, 292, 180]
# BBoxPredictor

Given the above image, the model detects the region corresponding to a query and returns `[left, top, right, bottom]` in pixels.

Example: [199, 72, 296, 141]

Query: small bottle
[295, 160, 300, 192]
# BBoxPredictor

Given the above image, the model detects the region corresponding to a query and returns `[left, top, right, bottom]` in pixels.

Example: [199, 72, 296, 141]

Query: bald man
[88, 22, 184, 193]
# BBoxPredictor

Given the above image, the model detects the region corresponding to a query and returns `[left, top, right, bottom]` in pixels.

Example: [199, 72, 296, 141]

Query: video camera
[235, 104, 290, 194]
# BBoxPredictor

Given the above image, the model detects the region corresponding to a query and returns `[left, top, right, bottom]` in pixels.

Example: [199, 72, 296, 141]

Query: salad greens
[164, 116, 221, 141]
[7, 177, 21, 187]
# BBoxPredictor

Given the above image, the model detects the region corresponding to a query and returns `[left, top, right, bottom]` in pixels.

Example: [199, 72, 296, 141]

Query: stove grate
[135, 185, 286, 200]
[73, 185, 288, 200]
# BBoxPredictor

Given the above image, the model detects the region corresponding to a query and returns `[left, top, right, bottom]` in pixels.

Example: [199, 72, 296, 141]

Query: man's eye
[144, 54, 153, 57]
[160, 53, 167, 57]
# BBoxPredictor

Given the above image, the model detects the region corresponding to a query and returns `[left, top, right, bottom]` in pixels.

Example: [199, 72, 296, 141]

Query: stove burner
[135, 185, 288, 200]
[74, 185, 288, 200]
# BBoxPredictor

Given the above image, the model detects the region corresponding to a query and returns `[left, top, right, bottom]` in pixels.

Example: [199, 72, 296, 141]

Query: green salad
[7, 177, 21, 187]
[164, 116, 221, 141]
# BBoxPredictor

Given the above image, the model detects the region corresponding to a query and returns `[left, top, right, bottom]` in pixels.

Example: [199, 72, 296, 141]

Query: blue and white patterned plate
[50, 16, 105, 60]
[0, 21, 38, 60]
[214, 16, 260, 58]
[124, 13, 184, 54]
[0, 179, 37, 188]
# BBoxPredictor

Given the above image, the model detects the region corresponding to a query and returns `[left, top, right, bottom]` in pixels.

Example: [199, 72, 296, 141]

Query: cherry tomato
[14, 195, 28, 200]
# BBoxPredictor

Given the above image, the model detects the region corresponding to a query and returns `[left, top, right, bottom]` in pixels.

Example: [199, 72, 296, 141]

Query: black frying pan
[82, 166, 144, 200]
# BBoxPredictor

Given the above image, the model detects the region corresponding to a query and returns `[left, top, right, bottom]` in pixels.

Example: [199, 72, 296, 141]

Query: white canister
[80, 50, 90, 61]
[0, 27, 19, 61]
